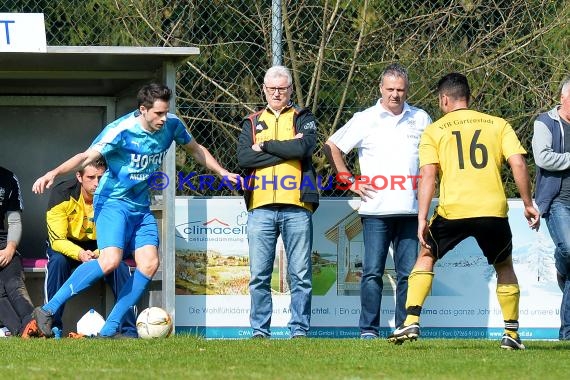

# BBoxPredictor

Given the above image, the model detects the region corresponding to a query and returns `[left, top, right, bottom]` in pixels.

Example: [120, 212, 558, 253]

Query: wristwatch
[259, 141, 265, 151]
[346, 175, 356, 185]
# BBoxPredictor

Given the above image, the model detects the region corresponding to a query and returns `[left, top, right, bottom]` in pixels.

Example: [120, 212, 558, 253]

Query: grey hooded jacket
[532, 106, 570, 215]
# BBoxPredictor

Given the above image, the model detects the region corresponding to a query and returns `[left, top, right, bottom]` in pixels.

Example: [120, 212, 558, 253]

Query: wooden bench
[22, 258, 49, 274]
[22, 257, 137, 274]
[20, 206, 164, 334]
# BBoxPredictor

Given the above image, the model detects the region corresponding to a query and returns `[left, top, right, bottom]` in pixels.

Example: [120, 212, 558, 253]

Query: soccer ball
[136, 307, 173, 339]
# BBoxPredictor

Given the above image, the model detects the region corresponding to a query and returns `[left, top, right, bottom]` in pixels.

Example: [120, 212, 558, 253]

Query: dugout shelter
[0, 46, 198, 332]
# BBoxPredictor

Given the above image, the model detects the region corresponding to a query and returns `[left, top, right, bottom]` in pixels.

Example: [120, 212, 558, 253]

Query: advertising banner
[175, 197, 560, 339]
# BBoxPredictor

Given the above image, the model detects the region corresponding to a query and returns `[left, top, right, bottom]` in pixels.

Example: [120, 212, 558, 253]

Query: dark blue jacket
[532, 106, 570, 215]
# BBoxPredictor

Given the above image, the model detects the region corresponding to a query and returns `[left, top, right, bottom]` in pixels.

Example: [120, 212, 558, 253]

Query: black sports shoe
[32, 307, 54, 338]
[500, 333, 525, 350]
[387, 323, 420, 344]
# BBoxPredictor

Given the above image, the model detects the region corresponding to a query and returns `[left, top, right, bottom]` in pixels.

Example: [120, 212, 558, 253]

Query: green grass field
[2, 335, 570, 379]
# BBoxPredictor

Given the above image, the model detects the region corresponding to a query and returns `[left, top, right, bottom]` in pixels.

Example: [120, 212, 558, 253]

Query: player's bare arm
[417, 163, 438, 248]
[32, 149, 102, 194]
[183, 139, 243, 186]
[507, 153, 540, 231]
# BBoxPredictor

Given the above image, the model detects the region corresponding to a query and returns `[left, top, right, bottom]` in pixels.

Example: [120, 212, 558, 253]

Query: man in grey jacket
[532, 76, 570, 340]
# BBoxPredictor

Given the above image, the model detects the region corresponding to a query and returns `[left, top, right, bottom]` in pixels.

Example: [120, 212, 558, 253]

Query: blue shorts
[94, 200, 159, 254]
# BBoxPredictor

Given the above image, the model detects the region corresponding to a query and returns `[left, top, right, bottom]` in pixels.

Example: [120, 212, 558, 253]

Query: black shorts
[426, 214, 513, 265]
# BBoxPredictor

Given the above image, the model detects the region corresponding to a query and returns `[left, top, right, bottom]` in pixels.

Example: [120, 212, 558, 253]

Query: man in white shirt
[325, 63, 432, 339]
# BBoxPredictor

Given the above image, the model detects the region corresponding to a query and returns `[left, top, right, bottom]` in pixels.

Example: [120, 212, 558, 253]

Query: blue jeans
[545, 201, 570, 340]
[247, 206, 313, 337]
[359, 216, 418, 335]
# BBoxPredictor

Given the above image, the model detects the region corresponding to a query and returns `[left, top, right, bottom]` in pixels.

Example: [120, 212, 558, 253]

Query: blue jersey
[90, 110, 192, 210]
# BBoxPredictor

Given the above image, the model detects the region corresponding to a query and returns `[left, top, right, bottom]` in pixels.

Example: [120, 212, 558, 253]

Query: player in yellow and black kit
[387, 73, 540, 350]
[45, 158, 137, 336]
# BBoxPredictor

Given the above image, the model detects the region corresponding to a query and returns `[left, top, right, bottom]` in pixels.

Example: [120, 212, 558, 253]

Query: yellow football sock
[496, 283, 520, 336]
[403, 270, 434, 325]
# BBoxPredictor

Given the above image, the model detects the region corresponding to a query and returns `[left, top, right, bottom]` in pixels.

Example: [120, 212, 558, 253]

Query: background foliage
[3, 0, 569, 196]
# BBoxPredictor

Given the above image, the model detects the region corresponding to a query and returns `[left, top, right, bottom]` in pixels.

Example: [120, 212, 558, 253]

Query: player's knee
[98, 255, 121, 274]
[137, 256, 159, 276]
[416, 249, 436, 269]
[419, 247, 434, 259]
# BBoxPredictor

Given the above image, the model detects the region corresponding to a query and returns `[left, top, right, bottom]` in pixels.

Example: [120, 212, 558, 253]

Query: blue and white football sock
[99, 269, 151, 336]
[43, 260, 104, 315]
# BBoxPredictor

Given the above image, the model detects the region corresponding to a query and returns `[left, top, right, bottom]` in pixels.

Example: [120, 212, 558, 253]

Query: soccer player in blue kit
[26, 83, 241, 338]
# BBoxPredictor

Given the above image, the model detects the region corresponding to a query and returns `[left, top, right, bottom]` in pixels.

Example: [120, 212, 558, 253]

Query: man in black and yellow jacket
[237, 65, 319, 339]
[45, 158, 137, 336]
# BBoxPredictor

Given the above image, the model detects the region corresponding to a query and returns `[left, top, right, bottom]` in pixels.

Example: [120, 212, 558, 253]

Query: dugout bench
[0, 46, 199, 333]
[22, 206, 164, 335]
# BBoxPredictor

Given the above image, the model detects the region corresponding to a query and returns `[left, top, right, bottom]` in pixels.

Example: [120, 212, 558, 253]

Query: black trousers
[0, 254, 34, 335]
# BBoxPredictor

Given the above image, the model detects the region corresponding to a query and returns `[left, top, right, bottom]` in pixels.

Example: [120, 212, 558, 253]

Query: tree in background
[4, 0, 568, 196]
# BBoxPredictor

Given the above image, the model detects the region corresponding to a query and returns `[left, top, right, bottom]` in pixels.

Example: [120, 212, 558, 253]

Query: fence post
[271, 0, 282, 66]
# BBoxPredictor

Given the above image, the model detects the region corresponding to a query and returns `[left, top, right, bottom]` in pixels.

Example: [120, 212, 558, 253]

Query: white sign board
[175, 197, 561, 340]
[0, 13, 47, 52]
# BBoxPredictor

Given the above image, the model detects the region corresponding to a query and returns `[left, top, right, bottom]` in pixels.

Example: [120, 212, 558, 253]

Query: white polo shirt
[329, 100, 432, 216]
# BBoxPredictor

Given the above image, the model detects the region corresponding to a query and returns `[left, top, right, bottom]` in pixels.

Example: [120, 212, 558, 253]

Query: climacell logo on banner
[0, 13, 47, 52]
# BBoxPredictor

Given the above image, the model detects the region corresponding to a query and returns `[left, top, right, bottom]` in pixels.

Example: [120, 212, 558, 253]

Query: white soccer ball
[136, 307, 173, 339]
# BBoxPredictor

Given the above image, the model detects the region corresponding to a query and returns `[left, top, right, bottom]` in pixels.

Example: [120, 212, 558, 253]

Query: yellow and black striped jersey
[47, 179, 97, 260]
